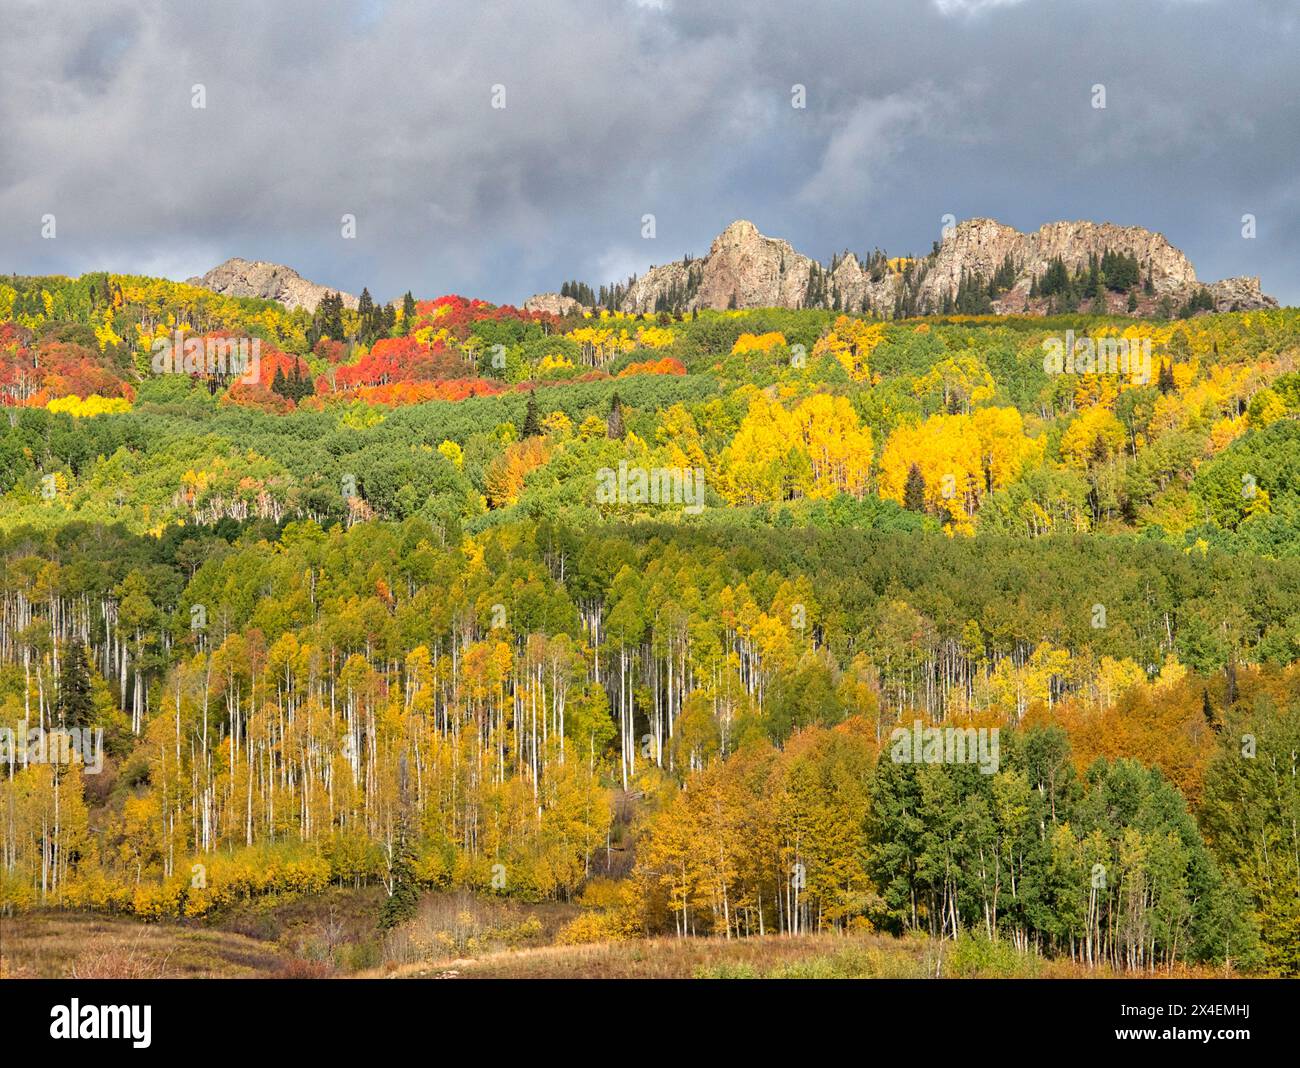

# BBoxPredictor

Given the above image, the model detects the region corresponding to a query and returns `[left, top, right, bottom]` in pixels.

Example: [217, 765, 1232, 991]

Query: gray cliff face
[547, 218, 1277, 317]
[523, 292, 588, 316]
[186, 258, 358, 313]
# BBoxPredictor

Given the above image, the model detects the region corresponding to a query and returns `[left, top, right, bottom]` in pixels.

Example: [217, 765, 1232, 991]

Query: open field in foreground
[1, 892, 1240, 979]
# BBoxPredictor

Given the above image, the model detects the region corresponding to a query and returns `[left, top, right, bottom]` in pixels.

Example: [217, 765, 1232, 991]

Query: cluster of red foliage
[262, 349, 313, 383]
[313, 338, 349, 364]
[0, 323, 28, 352]
[223, 348, 313, 412]
[0, 328, 135, 406]
[222, 328, 505, 411]
[409, 294, 559, 340]
[307, 377, 509, 409]
[310, 296, 558, 400]
[329, 337, 468, 390]
[619, 356, 687, 377]
[0, 293, 566, 413]
[221, 383, 296, 414]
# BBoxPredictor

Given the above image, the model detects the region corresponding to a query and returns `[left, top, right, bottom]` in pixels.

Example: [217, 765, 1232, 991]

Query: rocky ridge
[569, 218, 1275, 317]
[186, 258, 358, 313]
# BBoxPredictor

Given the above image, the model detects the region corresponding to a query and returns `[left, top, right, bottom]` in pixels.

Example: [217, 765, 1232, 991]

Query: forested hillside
[2, 270, 1298, 976]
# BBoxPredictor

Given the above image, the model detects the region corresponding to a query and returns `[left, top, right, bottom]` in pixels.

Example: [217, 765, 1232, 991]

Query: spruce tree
[522, 390, 542, 437]
[378, 828, 420, 930]
[903, 464, 926, 512]
[56, 638, 94, 728]
[322, 293, 345, 341]
[1157, 360, 1176, 394]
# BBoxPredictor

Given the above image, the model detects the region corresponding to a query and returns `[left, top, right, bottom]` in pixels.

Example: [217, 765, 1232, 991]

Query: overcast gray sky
[2, 0, 1297, 306]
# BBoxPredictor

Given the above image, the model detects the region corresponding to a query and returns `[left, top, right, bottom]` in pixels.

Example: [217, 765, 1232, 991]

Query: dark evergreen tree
[522, 390, 542, 438]
[1179, 287, 1215, 318]
[308, 292, 347, 346]
[1101, 249, 1140, 291]
[989, 253, 1017, 297]
[378, 827, 420, 930]
[356, 288, 388, 345]
[56, 639, 94, 728]
[1039, 257, 1069, 297]
[954, 269, 993, 315]
[1157, 359, 1176, 394]
[903, 463, 926, 512]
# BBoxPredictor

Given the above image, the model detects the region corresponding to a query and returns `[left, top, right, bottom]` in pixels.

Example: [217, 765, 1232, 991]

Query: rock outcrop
[589, 218, 1277, 317]
[1205, 276, 1276, 313]
[186, 259, 357, 313]
[522, 292, 588, 316]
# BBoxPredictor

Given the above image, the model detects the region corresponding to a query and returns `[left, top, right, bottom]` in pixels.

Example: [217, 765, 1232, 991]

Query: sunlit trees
[720, 392, 872, 503]
[879, 408, 1037, 532]
[792, 394, 873, 499]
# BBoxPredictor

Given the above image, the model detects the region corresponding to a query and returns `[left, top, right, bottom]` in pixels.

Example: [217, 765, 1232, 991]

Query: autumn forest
[1, 268, 1298, 979]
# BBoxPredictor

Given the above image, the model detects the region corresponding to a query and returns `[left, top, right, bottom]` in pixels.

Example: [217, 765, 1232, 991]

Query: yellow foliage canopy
[811, 317, 886, 382]
[46, 394, 131, 417]
[720, 392, 873, 503]
[878, 407, 1040, 533]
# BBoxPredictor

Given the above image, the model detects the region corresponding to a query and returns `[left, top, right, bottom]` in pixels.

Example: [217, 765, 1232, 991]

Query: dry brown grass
[1, 899, 1246, 981]
[69, 942, 176, 979]
[378, 890, 576, 969]
[0, 912, 291, 978]
[377, 931, 920, 979]
[272, 957, 336, 979]
[372, 930, 1243, 980]
[0, 889, 574, 979]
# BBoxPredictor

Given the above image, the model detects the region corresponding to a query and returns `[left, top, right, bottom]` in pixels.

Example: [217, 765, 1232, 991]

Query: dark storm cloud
[0, 0, 1295, 304]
